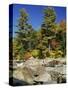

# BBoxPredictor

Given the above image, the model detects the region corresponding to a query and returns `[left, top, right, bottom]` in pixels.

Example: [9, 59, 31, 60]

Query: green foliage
[13, 7, 66, 60]
[31, 49, 41, 58]
[42, 7, 56, 36]
[45, 50, 63, 58]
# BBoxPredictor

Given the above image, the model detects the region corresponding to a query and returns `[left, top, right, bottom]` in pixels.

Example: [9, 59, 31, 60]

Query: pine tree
[41, 7, 56, 52]
[14, 9, 33, 60]
[56, 20, 66, 56]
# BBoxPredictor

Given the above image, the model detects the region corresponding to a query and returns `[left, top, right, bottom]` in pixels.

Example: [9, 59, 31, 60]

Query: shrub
[31, 49, 41, 58]
[24, 52, 32, 60]
[55, 50, 63, 58]
[45, 50, 63, 58]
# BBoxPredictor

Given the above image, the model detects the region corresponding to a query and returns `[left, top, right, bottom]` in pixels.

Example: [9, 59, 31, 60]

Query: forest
[12, 7, 66, 61]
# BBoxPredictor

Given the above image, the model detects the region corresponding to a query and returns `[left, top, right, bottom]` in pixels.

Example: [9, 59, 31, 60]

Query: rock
[34, 72, 51, 82]
[12, 58, 66, 85]
[9, 77, 30, 86]
[28, 57, 35, 60]
[57, 74, 66, 83]
[47, 60, 60, 67]
[13, 67, 35, 84]
[24, 59, 40, 66]
[54, 65, 66, 75]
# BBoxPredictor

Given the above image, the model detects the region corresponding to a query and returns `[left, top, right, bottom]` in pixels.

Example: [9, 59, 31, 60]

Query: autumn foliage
[12, 7, 66, 60]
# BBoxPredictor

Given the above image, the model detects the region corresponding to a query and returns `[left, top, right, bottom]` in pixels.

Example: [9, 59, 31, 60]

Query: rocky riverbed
[9, 58, 66, 85]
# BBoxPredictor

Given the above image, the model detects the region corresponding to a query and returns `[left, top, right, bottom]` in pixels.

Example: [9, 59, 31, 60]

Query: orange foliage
[59, 20, 66, 32]
[50, 39, 59, 49]
[23, 52, 32, 60]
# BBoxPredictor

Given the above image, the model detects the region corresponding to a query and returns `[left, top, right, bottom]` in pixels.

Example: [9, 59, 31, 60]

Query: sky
[12, 4, 66, 36]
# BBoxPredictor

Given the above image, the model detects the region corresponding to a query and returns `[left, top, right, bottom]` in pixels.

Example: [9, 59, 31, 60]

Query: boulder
[13, 67, 35, 84]
[34, 72, 51, 82]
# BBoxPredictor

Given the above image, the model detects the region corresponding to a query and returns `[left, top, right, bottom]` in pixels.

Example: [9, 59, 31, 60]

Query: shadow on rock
[9, 77, 30, 86]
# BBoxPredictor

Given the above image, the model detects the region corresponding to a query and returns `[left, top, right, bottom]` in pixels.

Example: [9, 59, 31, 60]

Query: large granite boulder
[13, 67, 35, 84]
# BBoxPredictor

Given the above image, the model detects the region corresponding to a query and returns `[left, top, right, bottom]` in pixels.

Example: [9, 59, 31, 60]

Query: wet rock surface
[10, 58, 66, 85]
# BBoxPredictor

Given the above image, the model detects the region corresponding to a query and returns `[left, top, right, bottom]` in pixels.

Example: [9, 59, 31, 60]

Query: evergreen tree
[14, 9, 34, 60]
[41, 7, 56, 52]
[56, 20, 66, 56]
[42, 7, 56, 36]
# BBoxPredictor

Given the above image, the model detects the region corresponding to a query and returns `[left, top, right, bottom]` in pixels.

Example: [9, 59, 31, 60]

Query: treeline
[13, 7, 66, 60]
